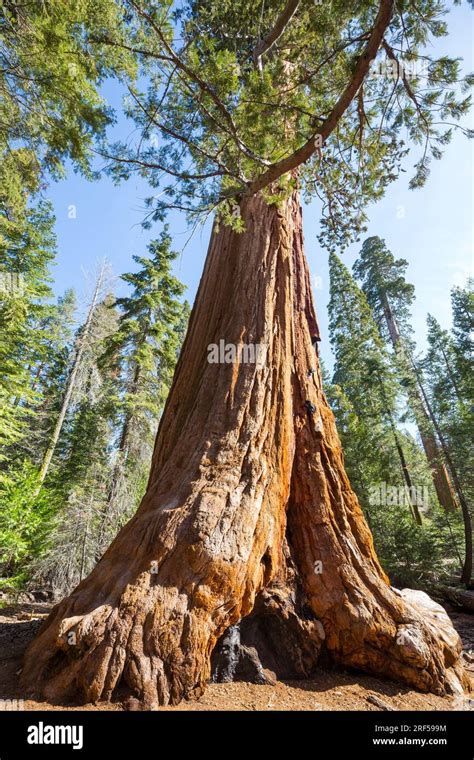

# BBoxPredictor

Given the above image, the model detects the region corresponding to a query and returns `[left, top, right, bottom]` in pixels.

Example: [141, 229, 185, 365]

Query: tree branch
[126, 0, 270, 167]
[253, 0, 301, 70]
[100, 151, 225, 182]
[244, 0, 395, 197]
[125, 87, 246, 184]
[382, 40, 430, 129]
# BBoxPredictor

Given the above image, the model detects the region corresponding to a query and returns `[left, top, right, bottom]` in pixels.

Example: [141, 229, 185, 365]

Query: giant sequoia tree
[22, 0, 472, 705]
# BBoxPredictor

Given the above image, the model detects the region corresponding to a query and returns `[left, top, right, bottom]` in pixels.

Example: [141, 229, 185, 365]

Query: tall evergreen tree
[30, 292, 119, 591]
[354, 237, 472, 583]
[423, 301, 473, 584]
[425, 314, 466, 409]
[354, 235, 458, 512]
[451, 279, 474, 405]
[326, 259, 464, 585]
[0, 200, 56, 466]
[448, 281, 474, 556]
[33, 264, 112, 494]
[8, 289, 77, 465]
[329, 252, 424, 525]
[0, 230, 76, 583]
[96, 232, 189, 554]
[424, 312, 472, 485]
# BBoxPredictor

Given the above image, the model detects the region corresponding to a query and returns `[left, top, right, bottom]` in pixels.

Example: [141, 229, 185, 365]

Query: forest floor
[1, 601, 473, 712]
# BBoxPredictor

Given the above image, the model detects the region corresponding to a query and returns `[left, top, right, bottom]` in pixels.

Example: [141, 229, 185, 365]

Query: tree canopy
[2, 1, 471, 246]
[98, 0, 472, 247]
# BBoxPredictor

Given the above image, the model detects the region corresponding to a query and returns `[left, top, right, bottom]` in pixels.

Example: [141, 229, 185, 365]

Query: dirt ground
[1, 601, 473, 712]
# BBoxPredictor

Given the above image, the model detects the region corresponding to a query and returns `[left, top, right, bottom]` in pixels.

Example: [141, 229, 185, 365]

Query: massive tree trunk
[22, 191, 469, 706]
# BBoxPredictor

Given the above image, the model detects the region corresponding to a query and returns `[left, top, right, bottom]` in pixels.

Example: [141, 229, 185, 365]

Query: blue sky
[45, 3, 473, 372]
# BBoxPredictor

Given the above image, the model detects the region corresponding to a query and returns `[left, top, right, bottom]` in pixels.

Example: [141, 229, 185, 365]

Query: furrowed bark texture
[22, 192, 469, 705]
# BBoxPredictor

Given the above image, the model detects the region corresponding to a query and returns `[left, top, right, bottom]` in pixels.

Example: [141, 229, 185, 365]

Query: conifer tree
[0, 216, 76, 582]
[30, 292, 120, 591]
[425, 314, 465, 408]
[354, 236, 458, 512]
[9, 289, 77, 464]
[354, 238, 472, 583]
[95, 232, 189, 554]
[423, 300, 473, 584]
[0, 201, 56, 466]
[33, 264, 112, 494]
[451, 280, 474, 405]
[329, 252, 423, 524]
[325, 262, 464, 585]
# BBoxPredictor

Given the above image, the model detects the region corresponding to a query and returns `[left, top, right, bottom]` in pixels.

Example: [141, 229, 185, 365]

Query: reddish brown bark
[421, 433, 458, 511]
[21, 192, 469, 706]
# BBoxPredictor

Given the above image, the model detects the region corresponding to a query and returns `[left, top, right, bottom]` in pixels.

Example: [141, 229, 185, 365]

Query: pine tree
[451, 280, 474, 405]
[329, 252, 425, 526]
[425, 315, 465, 409]
[33, 264, 112, 494]
[354, 236, 459, 513]
[354, 238, 472, 584]
[423, 300, 473, 584]
[0, 287, 79, 584]
[30, 292, 119, 591]
[0, 200, 56, 469]
[449, 282, 474, 582]
[7, 289, 77, 465]
[96, 232, 189, 555]
[0, 213, 78, 584]
[326, 260, 463, 585]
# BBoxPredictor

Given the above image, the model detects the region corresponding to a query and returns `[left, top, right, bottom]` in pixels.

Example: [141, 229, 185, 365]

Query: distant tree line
[0, 212, 189, 593]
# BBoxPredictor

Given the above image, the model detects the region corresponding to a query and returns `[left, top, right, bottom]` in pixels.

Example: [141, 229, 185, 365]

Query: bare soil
[1, 601, 472, 712]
